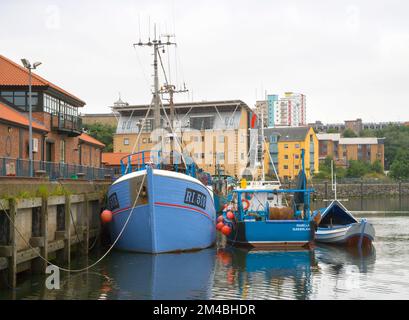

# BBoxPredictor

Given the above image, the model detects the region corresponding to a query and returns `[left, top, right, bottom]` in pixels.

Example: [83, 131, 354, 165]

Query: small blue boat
[312, 161, 375, 247]
[218, 149, 315, 249]
[107, 151, 216, 253]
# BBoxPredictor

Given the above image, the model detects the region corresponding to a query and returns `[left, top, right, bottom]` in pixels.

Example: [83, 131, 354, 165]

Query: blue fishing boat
[107, 152, 216, 253]
[217, 149, 315, 248]
[105, 34, 216, 253]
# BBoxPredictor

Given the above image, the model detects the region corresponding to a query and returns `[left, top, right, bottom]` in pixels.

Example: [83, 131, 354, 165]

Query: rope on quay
[0, 174, 146, 273]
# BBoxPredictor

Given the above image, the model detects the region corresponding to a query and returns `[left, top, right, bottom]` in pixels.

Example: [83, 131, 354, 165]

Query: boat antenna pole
[160, 84, 188, 165]
[331, 160, 337, 200]
[133, 24, 176, 144]
[260, 91, 266, 181]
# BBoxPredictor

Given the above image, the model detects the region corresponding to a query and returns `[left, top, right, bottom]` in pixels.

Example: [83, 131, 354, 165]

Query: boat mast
[331, 160, 337, 200]
[134, 25, 176, 132]
[260, 91, 266, 181]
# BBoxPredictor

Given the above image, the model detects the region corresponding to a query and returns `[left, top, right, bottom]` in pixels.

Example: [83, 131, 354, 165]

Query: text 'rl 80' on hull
[107, 164, 216, 254]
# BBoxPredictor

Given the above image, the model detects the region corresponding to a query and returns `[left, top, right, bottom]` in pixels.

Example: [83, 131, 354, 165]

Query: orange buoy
[226, 211, 235, 220]
[100, 210, 113, 223]
[221, 225, 232, 236]
[217, 215, 224, 223]
[216, 221, 224, 231]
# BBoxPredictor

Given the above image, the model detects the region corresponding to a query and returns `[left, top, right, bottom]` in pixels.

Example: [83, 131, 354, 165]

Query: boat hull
[315, 222, 375, 246]
[227, 220, 313, 249]
[107, 167, 216, 253]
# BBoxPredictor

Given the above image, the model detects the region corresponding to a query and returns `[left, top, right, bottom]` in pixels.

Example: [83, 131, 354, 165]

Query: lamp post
[21, 59, 42, 177]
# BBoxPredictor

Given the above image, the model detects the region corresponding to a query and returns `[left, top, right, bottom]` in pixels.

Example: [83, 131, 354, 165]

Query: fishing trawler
[104, 33, 216, 253]
[216, 118, 315, 248]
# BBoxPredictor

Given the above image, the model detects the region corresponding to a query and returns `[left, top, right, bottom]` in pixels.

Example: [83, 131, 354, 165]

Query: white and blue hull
[107, 167, 216, 253]
[316, 222, 375, 246]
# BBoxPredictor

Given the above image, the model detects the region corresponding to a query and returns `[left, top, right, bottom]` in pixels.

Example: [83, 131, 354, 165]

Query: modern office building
[111, 100, 252, 177]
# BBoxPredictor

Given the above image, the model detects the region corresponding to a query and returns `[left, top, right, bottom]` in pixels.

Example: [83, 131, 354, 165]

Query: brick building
[0, 54, 106, 177]
[316, 133, 385, 168]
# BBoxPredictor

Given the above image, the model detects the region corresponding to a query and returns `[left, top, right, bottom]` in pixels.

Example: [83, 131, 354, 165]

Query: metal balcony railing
[0, 157, 114, 181]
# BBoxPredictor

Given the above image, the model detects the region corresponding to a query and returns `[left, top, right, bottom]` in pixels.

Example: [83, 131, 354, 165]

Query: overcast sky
[1, 0, 409, 123]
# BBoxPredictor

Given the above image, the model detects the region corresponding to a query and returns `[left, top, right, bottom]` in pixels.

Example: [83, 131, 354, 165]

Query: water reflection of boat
[222, 248, 315, 276]
[104, 249, 216, 300]
[216, 248, 315, 299]
[315, 244, 376, 273]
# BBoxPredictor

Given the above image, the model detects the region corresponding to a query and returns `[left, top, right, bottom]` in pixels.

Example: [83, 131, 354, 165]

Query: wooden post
[360, 182, 364, 211]
[31, 197, 48, 274]
[399, 181, 402, 210]
[84, 194, 90, 256]
[64, 195, 71, 268]
[8, 198, 17, 288]
[40, 197, 48, 273]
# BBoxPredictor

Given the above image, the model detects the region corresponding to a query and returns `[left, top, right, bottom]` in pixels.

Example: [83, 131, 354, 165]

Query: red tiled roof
[102, 153, 129, 166]
[0, 101, 48, 132]
[0, 54, 85, 105]
[79, 133, 105, 148]
[102, 152, 150, 166]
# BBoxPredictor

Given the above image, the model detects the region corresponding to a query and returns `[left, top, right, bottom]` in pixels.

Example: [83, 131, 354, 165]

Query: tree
[389, 149, 409, 180]
[342, 128, 358, 138]
[346, 160, 370, 178]
[83, 123, 116, 152]
[371, 160, 383, 174]
[327, 128, 339, 133]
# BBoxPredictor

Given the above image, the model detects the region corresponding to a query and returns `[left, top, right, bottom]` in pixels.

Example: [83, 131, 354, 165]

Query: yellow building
[111, 100, 252, 178]
[262, 127, 319, 180]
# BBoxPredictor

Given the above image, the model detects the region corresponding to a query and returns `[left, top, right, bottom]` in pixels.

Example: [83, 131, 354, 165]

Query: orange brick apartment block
[317, 133, 385, 168]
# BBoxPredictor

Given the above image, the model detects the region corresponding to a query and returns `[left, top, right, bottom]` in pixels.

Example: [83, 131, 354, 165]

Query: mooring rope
[0, 174, 146, 273]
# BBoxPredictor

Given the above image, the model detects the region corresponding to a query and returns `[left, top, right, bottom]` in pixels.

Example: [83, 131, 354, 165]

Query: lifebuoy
[242, 199, 250, 211]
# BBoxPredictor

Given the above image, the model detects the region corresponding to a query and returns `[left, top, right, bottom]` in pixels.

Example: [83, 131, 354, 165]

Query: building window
[294, 154, 299, 159]
[190, 116, 214, 130]
[241, 153, 244, 160]
[295, 143, 300, 148]
[284, 155, 289, 160]
[284, 165, 288, 170]
[60, 140, 65, 163]
[284, 144, 289, 149]
[142, 119, 153, 132]
[295, 165, 299, 170]
[124, 138, 129, 146]
[219, 135, 225, 143]
[217, 152, 225, 161]
[1, 91, 39, 111]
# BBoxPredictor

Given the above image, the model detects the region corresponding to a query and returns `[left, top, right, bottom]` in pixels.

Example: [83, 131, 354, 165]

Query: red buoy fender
[101, 210, 113, 223]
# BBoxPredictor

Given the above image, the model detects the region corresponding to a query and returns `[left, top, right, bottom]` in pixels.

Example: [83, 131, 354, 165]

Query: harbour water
[1, 196, 409, 300]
